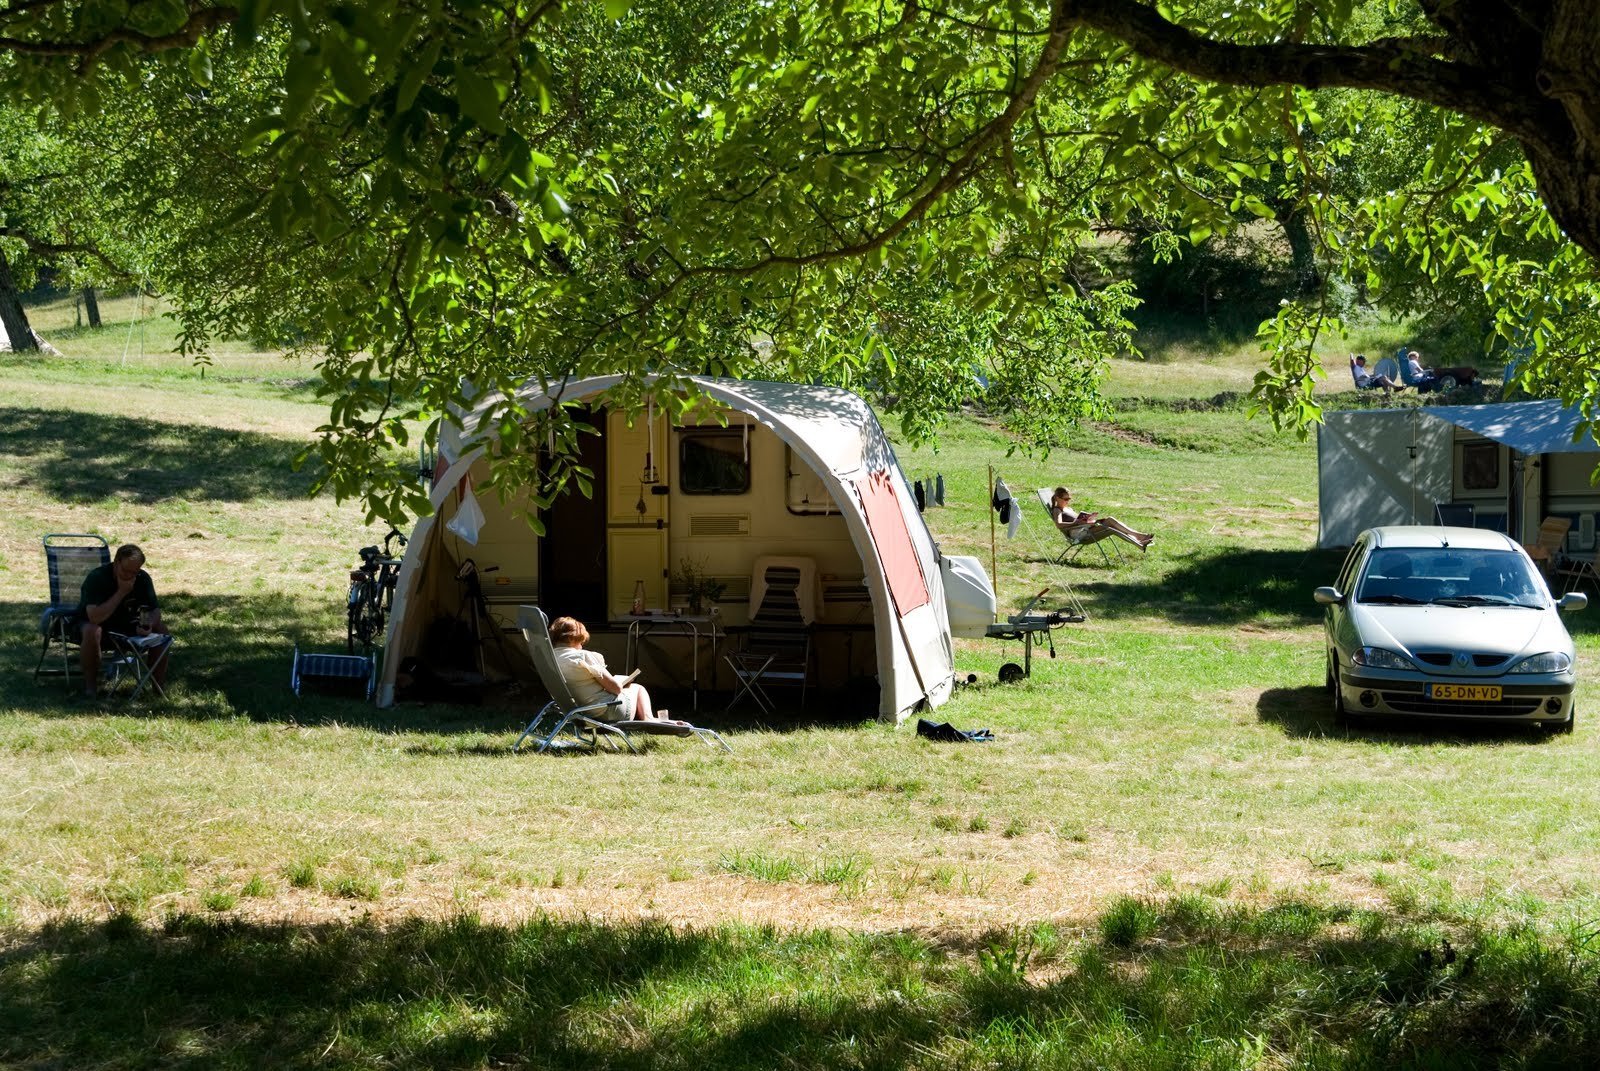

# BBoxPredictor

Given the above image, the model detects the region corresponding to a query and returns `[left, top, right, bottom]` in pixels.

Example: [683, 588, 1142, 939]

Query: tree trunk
[0, 247, 38, 354]
[1279, 206, 1321, 296]
[82, 286, 101, 328]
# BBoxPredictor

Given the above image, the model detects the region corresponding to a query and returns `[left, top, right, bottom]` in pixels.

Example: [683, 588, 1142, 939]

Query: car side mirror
[1313, 586, 1345, 606]
[1558, 591, 1588, 612]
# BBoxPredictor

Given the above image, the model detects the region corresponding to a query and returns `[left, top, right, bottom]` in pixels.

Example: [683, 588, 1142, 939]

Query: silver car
[1316, 526, 1587, 733]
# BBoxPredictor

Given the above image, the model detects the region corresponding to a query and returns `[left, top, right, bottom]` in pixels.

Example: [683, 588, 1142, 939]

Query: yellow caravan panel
[607, 408, 669, 525]
[607, 408, 670, 617]
[609, 528, 669, 617]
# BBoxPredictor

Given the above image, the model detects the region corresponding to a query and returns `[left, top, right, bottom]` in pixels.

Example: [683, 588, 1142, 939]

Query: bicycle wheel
[348, 583, 381, 654]
[346, 594, 365, 653]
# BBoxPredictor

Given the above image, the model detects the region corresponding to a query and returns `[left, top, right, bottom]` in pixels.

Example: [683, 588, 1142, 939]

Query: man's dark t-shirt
[76, 563, 158, 634]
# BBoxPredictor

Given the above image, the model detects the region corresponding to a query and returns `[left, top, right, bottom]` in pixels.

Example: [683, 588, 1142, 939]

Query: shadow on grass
[5, 592, 868, 739]
[1063, 546, 1347, 625]
[0, 405, 317, 504]
[2, 595, 514, 734]
[3, 902, 1598, 1068]
[1258, 686, 1556, 746]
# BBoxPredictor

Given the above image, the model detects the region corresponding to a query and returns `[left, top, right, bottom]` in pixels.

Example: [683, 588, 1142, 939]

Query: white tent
[377, 375, 993, 722]
[1318, 400, 1600, 548]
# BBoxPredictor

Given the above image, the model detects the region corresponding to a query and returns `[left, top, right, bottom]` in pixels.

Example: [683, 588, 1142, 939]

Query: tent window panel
[1460, 442, 1501, 491]
[678, 430, 749, 495]
[786, 446, 839, 514]
[853, 470, 930, 617]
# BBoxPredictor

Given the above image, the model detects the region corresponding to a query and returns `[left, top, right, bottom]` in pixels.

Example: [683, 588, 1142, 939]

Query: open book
[617, 668, 641, 687]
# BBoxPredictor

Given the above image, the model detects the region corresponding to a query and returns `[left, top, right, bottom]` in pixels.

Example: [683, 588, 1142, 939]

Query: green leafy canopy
[3, 0, 1596, 520]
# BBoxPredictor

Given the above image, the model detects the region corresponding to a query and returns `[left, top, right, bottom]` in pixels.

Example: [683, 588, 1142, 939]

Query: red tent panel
[854, 470, 929, 617]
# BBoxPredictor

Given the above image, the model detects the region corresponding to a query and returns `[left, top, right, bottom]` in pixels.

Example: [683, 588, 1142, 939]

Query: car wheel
[1329, 656, 1351, 725]
[1438, 374, 1458, 390]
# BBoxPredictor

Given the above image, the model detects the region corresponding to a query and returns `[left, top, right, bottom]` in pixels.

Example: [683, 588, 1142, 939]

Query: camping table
[619, 611, 722, 711]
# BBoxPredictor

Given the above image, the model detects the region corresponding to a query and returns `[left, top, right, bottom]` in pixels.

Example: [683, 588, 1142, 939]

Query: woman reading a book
[1049, 487, 1154, 549]
[549, 615, 684, 723]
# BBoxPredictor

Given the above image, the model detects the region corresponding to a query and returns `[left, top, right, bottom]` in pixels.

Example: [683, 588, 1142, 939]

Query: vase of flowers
[673, 557, 726, 614]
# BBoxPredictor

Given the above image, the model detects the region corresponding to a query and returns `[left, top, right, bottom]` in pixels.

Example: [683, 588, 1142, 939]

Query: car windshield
[1356, 547, 1547, 608]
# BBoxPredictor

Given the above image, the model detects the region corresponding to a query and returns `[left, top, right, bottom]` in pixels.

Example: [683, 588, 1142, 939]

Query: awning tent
[1318, 400, 1600, 548]
[377, 375, 971, 723]
[1429, 398, 1600, 456]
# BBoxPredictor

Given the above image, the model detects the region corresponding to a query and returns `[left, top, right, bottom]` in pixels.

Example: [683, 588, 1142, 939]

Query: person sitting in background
[1050, 487, 1154, 549]
[74, 543, 171, 699]
[548, 615, 686, 724]
[1404, 350, 1440, 391]
[1350, 354, 1401, 394]
[1405, 349, 1481, 392]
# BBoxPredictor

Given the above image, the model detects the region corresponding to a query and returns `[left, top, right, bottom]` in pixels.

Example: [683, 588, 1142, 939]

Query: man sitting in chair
[1404, 349, 1480, 393]
[1350, 354, 1401, 394]
[74, 543, 171, 699]
[1050, 487, 1154, 549]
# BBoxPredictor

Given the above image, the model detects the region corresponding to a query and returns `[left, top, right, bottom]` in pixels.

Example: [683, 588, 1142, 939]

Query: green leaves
[9, 0, 1600, 522]
[454, 68, 505, 134]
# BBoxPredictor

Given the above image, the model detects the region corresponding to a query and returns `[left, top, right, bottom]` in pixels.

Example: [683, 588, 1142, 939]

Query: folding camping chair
[33, 533, 110, 688]
[512, 605, 731, 754]
[101, 631, 173, 703]
[1033, 489, 1125, 566]
[724, 557, 815, 714]
[1557, 544, 1600, 594]
[1523, 516, 1571, 576]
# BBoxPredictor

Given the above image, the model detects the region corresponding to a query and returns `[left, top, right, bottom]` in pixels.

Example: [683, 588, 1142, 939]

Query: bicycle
[347, 527, 407, 654]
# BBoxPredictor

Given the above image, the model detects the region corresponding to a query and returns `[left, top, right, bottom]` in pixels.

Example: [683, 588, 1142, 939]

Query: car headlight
[1508, 652, 1573, 674]
[1352, 647, 1415, 671]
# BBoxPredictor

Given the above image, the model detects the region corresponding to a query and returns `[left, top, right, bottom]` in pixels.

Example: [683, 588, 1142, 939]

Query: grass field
[3, 301, 1599, 1067]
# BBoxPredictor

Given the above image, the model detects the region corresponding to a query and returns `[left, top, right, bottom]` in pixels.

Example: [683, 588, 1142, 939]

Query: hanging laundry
[934, 474, 946, 507]
[913, 479, 926, 512]
[991, 477, 1020, 538]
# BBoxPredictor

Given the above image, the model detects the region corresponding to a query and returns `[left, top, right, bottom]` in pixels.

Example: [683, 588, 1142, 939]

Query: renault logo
[1455, 652, 1470, 667]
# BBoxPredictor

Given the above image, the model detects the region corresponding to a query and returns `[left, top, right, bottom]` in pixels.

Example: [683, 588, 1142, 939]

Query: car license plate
[1426, 683, 1502, 701]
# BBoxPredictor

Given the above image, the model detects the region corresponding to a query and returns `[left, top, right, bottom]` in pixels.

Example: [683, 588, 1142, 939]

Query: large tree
[0, 103, 145, 351]
[2, 1, 1598, 516]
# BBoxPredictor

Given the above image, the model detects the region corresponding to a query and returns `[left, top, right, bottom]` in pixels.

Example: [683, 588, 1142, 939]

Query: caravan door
[539, 407, 609, 622]
[607, 408, 670, 617]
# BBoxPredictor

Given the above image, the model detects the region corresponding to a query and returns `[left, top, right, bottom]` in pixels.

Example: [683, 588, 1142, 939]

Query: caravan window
[679, 429, 750, 494]
[1461, 441, 1500, 491]
[786, 446, 838, 514]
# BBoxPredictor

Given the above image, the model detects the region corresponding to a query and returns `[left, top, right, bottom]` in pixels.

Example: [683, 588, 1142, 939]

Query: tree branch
[0, 5, 236, 68]
[0, 226, 129, 276]
[1059, 0, 1568, 154]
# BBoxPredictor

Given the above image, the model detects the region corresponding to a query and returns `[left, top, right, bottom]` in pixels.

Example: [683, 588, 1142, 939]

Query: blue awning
[1420, 399, 1600, 455]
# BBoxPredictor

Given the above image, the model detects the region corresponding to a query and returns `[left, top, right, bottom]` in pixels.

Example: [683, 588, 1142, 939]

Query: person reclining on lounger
[548, 615, 688, 725]
[1049, 487, 1154, 549]
[1350, 354, 1401, 393]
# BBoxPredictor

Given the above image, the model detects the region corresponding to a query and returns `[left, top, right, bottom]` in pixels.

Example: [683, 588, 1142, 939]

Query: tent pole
[1510, 453, 1525, 543]
[1409, 410, 1418, 525]
[988, 465, 998, 614]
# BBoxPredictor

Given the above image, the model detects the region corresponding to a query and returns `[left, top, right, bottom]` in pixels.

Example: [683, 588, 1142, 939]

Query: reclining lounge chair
[1033, 489, 1125, 566]
[512, 605, 731, 754]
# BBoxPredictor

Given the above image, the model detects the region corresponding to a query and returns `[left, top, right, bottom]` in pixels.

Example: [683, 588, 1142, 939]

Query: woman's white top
[554, 645, 614, 708]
